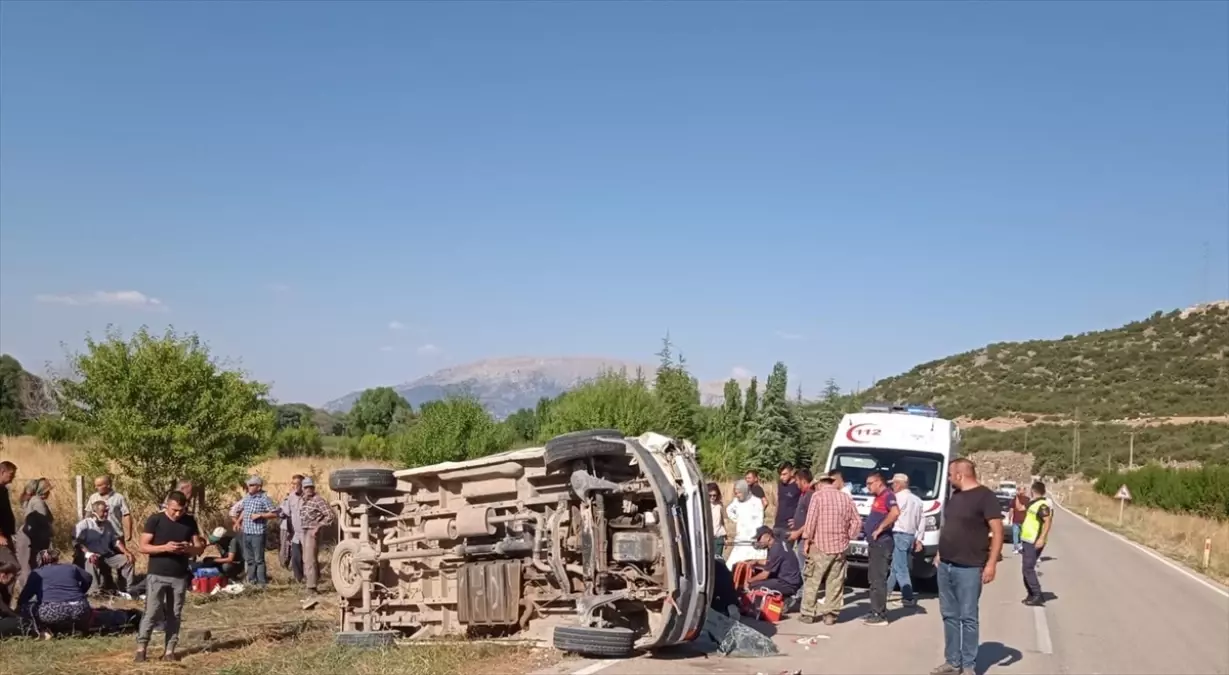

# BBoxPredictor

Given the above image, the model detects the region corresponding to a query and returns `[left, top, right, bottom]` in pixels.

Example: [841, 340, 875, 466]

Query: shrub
[1093, 465, 1229, 520]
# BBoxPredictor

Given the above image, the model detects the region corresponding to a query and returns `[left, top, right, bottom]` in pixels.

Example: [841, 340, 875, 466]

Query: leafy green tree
[273, 424, 324, 457]
[56, 327, 275, 506]
[393, 397, 511, 466]
[539, 370, 663, 439]
[0, 354, 26, 435]
[347, 387, 413, 437]
[275, 403, 316, 431]
[341, 433, 391, 460]
[747, 362, 802, 472]
[654, 335, 701, 440]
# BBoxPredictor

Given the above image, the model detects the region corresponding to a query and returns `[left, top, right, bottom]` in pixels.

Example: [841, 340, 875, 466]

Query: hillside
[324, 356, 746, 419]
[866, 301, 1229, 421]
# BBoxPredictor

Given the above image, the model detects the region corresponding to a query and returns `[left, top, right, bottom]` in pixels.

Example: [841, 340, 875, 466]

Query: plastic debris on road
[795, 635, 830, 648]
[702, 608, 780, 657]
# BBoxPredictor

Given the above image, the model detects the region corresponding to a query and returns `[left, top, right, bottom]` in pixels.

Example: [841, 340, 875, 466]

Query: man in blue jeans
[236, 476, 279, 588]
[888, 473, 925, 607]
[931, 458, 1003, 675]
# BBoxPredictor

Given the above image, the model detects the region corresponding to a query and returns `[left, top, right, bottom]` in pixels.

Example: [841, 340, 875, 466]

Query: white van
[823, 403, 960, 585]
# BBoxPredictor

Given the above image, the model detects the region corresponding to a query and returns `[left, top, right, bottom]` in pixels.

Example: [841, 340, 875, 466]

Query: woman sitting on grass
[17, 549, 92, 638]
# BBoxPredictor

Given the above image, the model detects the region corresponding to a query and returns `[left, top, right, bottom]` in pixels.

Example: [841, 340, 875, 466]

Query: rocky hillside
[866, 301, 1229, 421]
[325, 356, 744, 419]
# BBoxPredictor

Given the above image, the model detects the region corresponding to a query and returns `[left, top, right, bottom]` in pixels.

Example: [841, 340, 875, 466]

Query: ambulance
[822, 402, 961, 585]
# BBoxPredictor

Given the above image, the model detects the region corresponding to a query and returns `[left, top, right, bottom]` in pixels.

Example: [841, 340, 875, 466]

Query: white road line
[1056, 502, 1229, 599]
[1032, 606, 1053, 655]
[570, 659, 621, 675]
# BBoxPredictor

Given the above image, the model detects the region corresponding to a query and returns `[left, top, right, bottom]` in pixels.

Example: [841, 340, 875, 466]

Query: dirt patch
[966, 451, 1034, 489]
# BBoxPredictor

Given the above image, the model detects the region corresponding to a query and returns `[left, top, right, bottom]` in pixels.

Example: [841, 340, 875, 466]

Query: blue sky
[1, 1, 1226, 406]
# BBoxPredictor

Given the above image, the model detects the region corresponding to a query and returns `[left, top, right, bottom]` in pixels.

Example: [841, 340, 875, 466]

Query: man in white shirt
[888, 473, 925, 607]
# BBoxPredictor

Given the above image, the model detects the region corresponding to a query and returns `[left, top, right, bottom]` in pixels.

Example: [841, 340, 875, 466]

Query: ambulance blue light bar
[861, 402, 940, 418]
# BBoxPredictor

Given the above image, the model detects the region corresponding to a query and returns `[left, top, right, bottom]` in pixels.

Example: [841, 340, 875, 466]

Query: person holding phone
[135, 491, 204, 663]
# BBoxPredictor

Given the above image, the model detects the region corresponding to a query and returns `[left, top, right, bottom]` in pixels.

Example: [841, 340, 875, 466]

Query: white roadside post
[1114, 484, 1132, 526]
[1204, 538, 1212, 570]
[75, 475, 85, 520]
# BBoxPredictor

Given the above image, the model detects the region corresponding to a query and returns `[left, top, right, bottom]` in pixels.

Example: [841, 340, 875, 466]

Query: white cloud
[36, 290, 166, 310]
[388, 320, 406, 331]
[730, 366, 753, 379]
[379, 345, 396, 353]
[416, 343, 440, 356]
[774, 330, 804, 341]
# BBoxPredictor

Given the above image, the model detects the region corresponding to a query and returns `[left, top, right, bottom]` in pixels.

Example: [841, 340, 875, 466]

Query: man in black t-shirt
[931, 459, 1003, 675]
[0, 461, 17, 612]
[135, 491, 205, 663]
[774, 462, 801, 531]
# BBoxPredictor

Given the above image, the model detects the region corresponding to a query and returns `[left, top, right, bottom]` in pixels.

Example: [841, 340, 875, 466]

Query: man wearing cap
[744, 526, 803, 598]
[236, 476, 278, 588]
[298, 477, 336, 594]
[888, 473, 925, 608]
[197, 527, 244, 581]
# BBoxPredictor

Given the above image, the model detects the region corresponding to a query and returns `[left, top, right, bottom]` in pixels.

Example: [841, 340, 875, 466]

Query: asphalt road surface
[536, 505, 1229, 675]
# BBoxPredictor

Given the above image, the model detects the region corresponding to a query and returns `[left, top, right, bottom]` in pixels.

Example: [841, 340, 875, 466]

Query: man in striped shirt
[798, 470, 862, 625]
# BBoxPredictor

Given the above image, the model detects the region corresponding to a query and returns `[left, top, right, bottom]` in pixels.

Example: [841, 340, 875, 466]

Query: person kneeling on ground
[17, 548, 92, 638]
[192, 527, 245, 581]
[745, 526, 802, 598]
[75, 501, 136, 595]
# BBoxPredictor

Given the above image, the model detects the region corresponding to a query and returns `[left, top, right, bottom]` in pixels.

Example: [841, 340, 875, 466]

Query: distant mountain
[324, 356, 748, 419]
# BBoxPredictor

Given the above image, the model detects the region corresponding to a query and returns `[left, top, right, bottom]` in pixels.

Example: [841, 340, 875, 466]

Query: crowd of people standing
[0, 461, 336, 661]
[708, 458, 1055, 675]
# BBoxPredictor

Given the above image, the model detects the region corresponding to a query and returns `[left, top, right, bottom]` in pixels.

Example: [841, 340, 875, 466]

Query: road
[536, 505, 1229, 675]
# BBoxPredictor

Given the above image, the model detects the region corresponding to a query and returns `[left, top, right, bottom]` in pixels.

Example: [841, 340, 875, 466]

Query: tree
[798, 378, 852, 470]
[720, 378, 744, 441]
[347, 387, 413, 437]
[56, 327, 275, 507]
[539, 370, 663, 439]
[743, 377, 759, 429]
[393, 397, 511, 467]
[0, 354, 25, 435]
[275, 403, 316, 431]
[747, 362, 802, 472]
[654, 335, 701, 440]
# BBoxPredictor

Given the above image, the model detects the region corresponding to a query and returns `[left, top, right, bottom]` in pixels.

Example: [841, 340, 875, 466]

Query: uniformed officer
[1019, 481, 1053, 606]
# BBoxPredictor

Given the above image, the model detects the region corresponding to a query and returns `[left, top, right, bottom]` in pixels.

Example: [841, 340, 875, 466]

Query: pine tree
[654, 334, 701, 440]
[747, 362, 803, 472]
[720, 378, 744, 441]
[799, 378, 848, 470]
[743, 377, 759, 429]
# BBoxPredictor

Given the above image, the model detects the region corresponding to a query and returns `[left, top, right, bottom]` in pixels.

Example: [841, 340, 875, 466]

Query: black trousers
[1022, 541, 1043, 598]
[867, 535, 894, 618]
[749, 577, 799, 597]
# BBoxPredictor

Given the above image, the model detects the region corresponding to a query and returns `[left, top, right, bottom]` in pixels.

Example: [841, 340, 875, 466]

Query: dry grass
[0, 435, 393, 548]
[0, 586, 555, 675]
[1059, 482, 1229, 584]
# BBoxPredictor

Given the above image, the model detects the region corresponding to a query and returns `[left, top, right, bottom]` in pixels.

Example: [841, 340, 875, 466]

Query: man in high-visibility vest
[1019, 480, 1053, 607]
